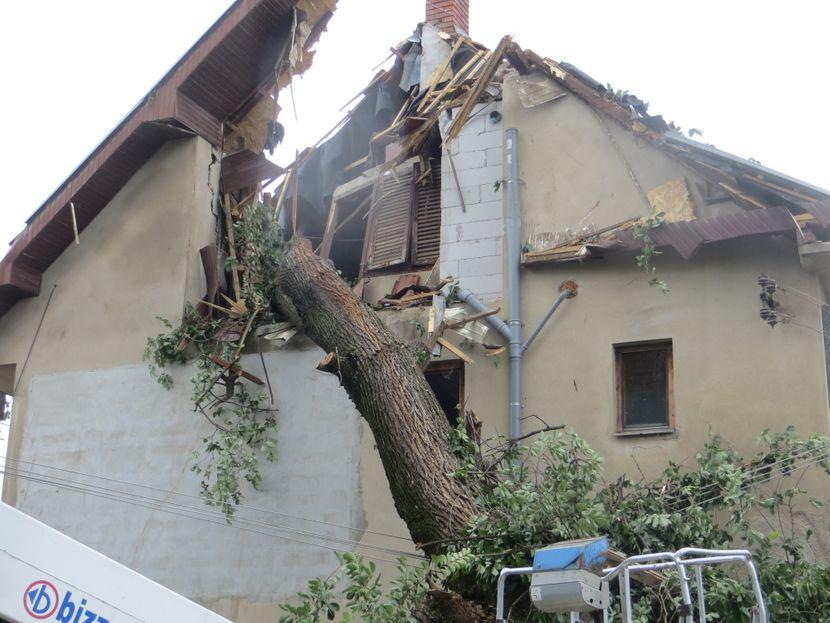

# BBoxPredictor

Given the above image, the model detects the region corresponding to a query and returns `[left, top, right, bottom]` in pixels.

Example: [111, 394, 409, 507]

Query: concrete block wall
[439, 102, 505, 301]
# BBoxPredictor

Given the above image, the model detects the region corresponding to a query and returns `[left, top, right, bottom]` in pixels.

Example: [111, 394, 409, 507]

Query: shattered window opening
[329, 187, 373, 282]
[424, 360, 464, 428]
[614, 341, 674, 433]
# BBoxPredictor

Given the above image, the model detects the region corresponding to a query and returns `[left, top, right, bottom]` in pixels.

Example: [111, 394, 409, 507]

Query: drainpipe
[505, 128, 523, 440]
[456, 288, 511, 342]
[454, 130, 576, 441]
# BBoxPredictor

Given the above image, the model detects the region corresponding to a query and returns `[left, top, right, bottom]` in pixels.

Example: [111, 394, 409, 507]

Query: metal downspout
[456, 288, 511, 342]
[505, 128, 522, 440]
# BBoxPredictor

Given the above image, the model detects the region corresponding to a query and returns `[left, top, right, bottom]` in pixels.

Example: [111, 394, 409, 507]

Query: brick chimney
[425, 0, 469, 35]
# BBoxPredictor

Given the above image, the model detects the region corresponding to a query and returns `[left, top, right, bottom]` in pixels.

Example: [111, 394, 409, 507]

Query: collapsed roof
[278, 23, 829, 271]
[2, 5, 828, 318]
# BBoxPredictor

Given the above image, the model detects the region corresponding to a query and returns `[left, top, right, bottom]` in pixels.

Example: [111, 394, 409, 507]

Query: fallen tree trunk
[274, 240, 479, 553]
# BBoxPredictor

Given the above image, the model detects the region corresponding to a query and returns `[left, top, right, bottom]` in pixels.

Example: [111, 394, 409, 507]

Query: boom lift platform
[0, 503, 234, 623]
[497, 537, 768, 622]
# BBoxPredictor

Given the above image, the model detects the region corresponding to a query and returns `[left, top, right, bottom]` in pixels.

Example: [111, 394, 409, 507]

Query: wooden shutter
[412, 163, 442, 266]
[364, 167, 415, 271]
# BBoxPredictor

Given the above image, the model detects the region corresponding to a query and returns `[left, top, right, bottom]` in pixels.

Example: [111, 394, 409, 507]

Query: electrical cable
[0, 465, 425, 565]
[0, 454, 413, 543]
[663, 440, 830, 505]
[672, 447, 830, 513]
[671, 442, 830, 507]
[779, 285, 828, 309]
[0, 464, 424, 560]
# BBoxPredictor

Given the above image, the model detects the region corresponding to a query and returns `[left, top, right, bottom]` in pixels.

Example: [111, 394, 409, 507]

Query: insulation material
[528, 226, 596, 253]
[647, 178, 696, 223]
[444, 306, 489, 344]
[430, 295, 445, 356]
[226, 96, 279, 153]
[514, 71, 568, 108]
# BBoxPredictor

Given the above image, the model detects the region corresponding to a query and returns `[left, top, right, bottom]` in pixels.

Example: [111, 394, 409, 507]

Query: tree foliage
[143, 201, 285, 517]
[281, 425, 830, 622]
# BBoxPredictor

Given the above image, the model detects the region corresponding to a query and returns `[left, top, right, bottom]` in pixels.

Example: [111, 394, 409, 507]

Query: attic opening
[424, 360, 464, 427]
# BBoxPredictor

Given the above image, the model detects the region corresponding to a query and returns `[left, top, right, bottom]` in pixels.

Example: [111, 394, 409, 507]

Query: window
[320, 159, 442, 279]
[363, 161, 441, 272]
[614, 341, 674, 434]
[424, 360, 464, 428]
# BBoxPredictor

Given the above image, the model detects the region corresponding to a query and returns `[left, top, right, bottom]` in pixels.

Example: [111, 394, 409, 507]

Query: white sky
[1, 0, 828, 249]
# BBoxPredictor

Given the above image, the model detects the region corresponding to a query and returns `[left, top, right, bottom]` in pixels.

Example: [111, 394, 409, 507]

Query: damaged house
[1, 0, 830, 619]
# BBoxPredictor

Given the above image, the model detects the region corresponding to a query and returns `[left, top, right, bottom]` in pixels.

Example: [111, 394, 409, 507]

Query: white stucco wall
[14, 343, 367, 620]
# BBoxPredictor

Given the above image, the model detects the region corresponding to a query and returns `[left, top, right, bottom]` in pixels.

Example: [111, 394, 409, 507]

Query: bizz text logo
[24, 580, 110, 623]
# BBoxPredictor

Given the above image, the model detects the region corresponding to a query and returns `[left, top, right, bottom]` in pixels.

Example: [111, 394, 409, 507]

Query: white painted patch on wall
[14, 344, 364, 605]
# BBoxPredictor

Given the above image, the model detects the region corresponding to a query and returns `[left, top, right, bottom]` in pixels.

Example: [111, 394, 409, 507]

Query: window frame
[614, 340, 675, 436]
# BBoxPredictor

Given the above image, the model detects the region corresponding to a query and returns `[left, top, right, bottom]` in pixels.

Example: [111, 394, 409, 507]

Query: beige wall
[501, 72, 746, 243]
[415, 75, 830, 554]
[460, 239, 830, 469]
[0, 136, 217, 504]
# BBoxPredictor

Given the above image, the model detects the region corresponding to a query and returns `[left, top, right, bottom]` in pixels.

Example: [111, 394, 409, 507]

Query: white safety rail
[497, 546, 768, 623]
[602, 548, 767, 623]
[0, 503, 233, 623]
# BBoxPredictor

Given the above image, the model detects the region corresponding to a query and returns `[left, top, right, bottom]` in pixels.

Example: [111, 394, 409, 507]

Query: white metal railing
[497, 547, 767, 623]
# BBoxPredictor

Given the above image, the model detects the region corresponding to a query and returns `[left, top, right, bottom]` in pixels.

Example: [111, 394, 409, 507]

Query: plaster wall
[0, 136, 218, 505]
[12, 343, 371, 622]
[443, 77, 830, 546]
[448, 75, 830, 472]
[0, 132, 416, 621]
[501, 72, 746, 244]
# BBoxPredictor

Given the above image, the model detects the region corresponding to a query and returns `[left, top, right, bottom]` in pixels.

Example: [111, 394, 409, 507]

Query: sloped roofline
[0, 0, 333, 318]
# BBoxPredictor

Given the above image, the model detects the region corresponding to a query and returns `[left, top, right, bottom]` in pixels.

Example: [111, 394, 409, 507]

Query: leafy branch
[280, 424, 830, 621]
[143, 200, 286, 518]
[632, 211, 669, 293]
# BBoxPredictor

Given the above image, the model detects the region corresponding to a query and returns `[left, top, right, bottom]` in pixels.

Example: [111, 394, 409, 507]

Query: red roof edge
[0, 0, 326, 319]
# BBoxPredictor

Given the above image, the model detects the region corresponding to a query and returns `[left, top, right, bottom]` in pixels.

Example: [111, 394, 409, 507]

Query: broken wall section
[439, 102, 505, 301]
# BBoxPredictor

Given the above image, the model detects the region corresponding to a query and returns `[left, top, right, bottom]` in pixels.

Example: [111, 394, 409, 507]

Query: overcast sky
[1, 0, 827, 249]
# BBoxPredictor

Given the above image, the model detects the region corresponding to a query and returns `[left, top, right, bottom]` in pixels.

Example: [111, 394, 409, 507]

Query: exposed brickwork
[426, 0, 469, 34]
[439, 102, 505, 302]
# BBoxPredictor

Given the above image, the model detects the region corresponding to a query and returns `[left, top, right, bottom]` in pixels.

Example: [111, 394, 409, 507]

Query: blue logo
[23, 581, 109, 623]
[24, 581, 58, 619]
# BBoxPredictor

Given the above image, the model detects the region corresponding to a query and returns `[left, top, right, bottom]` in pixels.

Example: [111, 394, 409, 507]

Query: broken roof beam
[504, 41, 532, 75]
[445, 35, 512, 141]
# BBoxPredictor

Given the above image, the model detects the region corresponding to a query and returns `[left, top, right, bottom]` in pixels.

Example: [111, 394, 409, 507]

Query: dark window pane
[621, 348, 668, 428]
[425, 366, 462, 428]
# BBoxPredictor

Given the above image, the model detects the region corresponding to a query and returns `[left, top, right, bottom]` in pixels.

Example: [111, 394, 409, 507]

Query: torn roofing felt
[0, 0, 336, 319]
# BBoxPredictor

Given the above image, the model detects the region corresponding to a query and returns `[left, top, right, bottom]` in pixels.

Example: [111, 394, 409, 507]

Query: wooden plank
[421, 49, 486, 116]
[223, 194, 242, 301]
[437, 337, 474, 364]
[291, 149, 301, 234]
[319, 200, 340, 259]
[206, 354, 264, 385]
[417, 36, 466, 113]
[446, 36, 512, 141]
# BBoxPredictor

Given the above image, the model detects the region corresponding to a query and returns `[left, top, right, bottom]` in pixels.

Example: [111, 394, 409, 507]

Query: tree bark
[274, 240, 479, 553]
